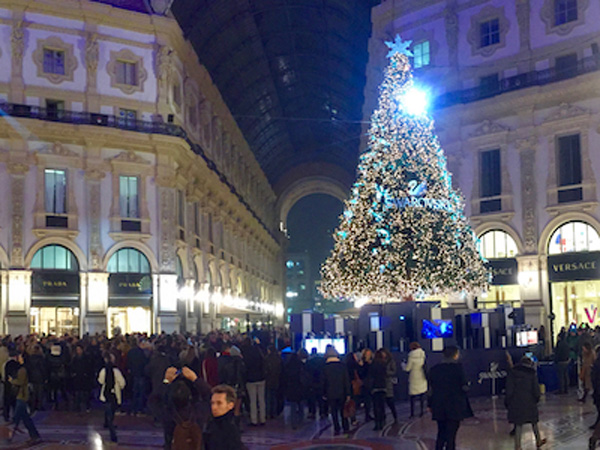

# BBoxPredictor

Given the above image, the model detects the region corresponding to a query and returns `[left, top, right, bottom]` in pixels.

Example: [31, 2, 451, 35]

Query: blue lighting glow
[401, 87, 429, 116]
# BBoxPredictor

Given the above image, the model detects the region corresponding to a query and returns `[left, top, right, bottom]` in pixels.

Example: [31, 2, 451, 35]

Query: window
[555, 0, 578, 26]
[116, 60, 137, 86]
[173, 83, 181, 108]
[555, 53, 578, 79]
[118, 108, 137, 128]
[480, 230, 518, 259]
[557, 134, 582, 202]
[107, 248, 150, 273]
[413, 41, 430, 69]
[480, 18, 500, 48]
[548, 221, 600, 254]
[46, 99, 65, 120]
[44, 169, 66, 214]
[43, 48, 65, 75]
[480, 149, 501, 213]
[31, 245, 79, 271]
[119, 176, 139, 218]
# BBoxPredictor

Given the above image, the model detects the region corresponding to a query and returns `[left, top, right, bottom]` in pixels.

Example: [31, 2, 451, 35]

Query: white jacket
[98, 367, 126, 405]
[404, 348, 428, 396]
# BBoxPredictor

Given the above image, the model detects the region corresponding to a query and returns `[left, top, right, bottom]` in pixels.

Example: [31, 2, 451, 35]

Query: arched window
[107, 248, 150, 273]
[479, 230, 518, 259]
[31, 245, 79, 271]
[176, 256, 185, 287]
[548, 221, 600, 254]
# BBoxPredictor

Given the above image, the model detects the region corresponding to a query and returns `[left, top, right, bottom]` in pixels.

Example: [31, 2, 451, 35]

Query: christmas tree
[321, 36, 489, 303]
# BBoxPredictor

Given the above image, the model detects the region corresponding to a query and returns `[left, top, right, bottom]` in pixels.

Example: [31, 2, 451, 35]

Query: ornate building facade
[366, 0, 600, 341]
[0, 0, 284, 336]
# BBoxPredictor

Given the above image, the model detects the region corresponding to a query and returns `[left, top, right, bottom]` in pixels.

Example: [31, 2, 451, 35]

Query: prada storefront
[107, 248, 153, 336]
[479, 230, 521, 307]
[548, 221, 600, 339]
[30, 245, 80, 336]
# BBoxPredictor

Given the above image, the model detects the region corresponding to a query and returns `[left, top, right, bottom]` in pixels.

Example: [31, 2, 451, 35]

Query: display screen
[421, 319, 454, 339]
[304, 338, 346, 355]
[516, 330, 538, 347]
[370, 314, 380, 331]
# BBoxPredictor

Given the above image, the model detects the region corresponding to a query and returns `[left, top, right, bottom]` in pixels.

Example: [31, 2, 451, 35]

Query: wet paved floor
[1, 390, 598, 449]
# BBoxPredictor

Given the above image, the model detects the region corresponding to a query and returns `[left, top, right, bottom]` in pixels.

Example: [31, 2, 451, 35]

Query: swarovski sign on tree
[321, 36, 488, 303]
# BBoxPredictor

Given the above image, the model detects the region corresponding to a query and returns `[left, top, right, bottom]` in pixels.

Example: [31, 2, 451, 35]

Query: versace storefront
[548, 222, 600, 339]
[30, 245, 80, 336]
[479, 230, 521, 308]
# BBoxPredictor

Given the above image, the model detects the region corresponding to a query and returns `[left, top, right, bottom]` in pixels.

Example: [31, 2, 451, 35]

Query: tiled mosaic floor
[1, 390, 599, 449]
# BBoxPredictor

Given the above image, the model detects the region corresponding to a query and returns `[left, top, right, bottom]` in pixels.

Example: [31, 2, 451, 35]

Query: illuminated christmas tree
[321, 36, 488, 303]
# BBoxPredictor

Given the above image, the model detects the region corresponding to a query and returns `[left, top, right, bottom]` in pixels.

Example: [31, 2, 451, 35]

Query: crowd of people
[2, 324, 600, 449]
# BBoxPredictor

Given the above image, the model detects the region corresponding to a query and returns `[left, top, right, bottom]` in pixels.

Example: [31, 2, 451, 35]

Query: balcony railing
[0, 102, 277, 240]
[435, 53, 600, 108]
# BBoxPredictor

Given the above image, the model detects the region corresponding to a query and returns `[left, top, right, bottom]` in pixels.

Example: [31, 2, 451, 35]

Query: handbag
[342, 398, 356, 419]
[351, 371, 363, 396]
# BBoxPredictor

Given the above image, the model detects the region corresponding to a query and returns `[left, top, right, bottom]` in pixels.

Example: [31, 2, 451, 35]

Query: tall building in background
[285, 252, 312, 313]
[0, 0, 283, 336]
[365, 0, 600, 341]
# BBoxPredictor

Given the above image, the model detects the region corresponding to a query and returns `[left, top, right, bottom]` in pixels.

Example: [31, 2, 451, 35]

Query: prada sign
[548, 252, 600, 282]
[109, 273, 152, 296]
[32, 272, 80, 296]
[486, 259, 518, 285]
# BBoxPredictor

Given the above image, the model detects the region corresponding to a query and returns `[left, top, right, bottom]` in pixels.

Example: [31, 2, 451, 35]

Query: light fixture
[400, 86, 429, 116]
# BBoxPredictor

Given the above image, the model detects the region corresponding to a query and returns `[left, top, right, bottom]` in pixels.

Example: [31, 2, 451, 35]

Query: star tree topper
[385, 35, 413, 59]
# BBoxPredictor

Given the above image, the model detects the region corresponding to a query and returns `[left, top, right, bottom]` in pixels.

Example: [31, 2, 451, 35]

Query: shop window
[480, 18, 500, 48]
[548, 221, 600, 254]
[557, 134, 582, 203]
[554, 0, 578, 26]
[107, 248, 150, 273]
[31, 245, 79, 271]
[479, 230, 518, 259]
[413, 41, 430, 69]
[479, 149, 501, 213]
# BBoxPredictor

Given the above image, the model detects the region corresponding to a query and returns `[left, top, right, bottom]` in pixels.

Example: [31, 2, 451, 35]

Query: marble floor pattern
[1, 391, 598, 449]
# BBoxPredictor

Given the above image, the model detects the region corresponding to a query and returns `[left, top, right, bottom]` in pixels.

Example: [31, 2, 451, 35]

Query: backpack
[172, 411, 202, 450]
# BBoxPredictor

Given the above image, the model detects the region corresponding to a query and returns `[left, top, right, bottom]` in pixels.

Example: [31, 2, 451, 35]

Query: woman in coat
[403, 342, 428, 417]
[371, 349, 388, 431]
[505, 356, 546, 449]
[382, 348, 398, 422]
[98, 352, 126, 443]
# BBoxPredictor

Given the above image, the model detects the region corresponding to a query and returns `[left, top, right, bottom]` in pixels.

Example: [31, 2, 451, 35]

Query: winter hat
[50, 344, 62, 356]
[229, 345, 242, 357]
[324, 346, 339, 359]
[520, 356, 534, 368]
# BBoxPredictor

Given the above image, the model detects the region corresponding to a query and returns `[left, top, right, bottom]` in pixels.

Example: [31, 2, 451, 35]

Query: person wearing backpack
[3, 348, 19, 422]
[7, 352, 41, 444]
[204, 384, 244, 450]
[98, 352, 126, 444]
[162, 365, 211, 450]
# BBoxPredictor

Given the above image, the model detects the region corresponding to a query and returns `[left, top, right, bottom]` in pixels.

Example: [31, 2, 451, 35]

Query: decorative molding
[515, 136, 538, 152]
[470, 120, 511, 138]
[543, 102, 590, 124]
[540, 0, 589, 36]
[159, 187, 176, 271]
[10, 175, 24, 267]
[515, 0, 530, 51]
[89, 180, 103, 270]
[111, 150, 150, 165]
[85, 168, 106, 182]
[106, 48, 147, 95]
[520, 148, 537, 253]
[38, 142, 79, 158]
[6, 162, 29, 175]
[467, 5, 510, 58]
[32, 36, 78, 85]
[85, 33, 99, 75]
[11, 21, 25, 68]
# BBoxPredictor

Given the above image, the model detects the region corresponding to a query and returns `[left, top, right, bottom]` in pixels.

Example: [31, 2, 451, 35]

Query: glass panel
[108, 248, 150, 273]
[479, 230, 518, 258]
[31, 245, 78, 271]
[494, 231, 506, 258]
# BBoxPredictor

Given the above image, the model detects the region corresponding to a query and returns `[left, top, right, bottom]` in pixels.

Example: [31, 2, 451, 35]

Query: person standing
[218, 343, 246, 425]
[26, 344, 48, 413]
[580, 342, 596, 403]
[322, 346, 351, 435]
[126, 338, 148, 416]
[403, 342, 428, 417]
[98, 352, 126, 444]
[428, 346, 473, 450]
[3, 348, 20, 422]
[264, 345, 282, 419]
[8, 352, 41, 444]
[554, 333, 570, 394]
[241, 338, 266, 426]
[71, 344, 92, 412]
[204, 384, 244, 450]
[283, 350, 308, 429]
[505, 356, 546, 449]
[371, 349, 388, 431]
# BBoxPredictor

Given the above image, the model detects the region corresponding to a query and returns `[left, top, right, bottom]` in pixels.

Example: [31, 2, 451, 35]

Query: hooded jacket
[505, 363, 540, 425]
[404, 347, 428, 396]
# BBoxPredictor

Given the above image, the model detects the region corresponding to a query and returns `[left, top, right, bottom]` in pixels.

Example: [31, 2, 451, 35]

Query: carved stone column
[444, 1, 460, 91]
[86, 168, 105, 271]
[516, 137, 538, 254]
[9, 20, 25, 104]
[516, 0, 532, 71]
[8, 162, 28, 268]
[84, 31, 100, 112]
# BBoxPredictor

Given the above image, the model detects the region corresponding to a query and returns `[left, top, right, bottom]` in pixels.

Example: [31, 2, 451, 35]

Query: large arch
[277, 176, 349, 229]
[102, 241, 159, 274]
[538, 212, 600, 256]
[25, 237, 87, 272]
[474, 221, 525, 256]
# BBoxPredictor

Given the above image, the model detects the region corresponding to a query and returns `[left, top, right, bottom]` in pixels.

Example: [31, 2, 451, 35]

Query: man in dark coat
[428, 346, 473, 450]
[71, 344, 92, 412]
[3, 349, 20, 422]
[127, 338, 148, 415]
[306, 348, 327, 419]
[505, 356, 546, 448]
[554, 333, 570, 394]
[322, 346, 351, 435]
[25, 344, 47, 412]
[204, 384, 244, 450]
[240, 338, 266, 426]
[264, 345, 282, 419]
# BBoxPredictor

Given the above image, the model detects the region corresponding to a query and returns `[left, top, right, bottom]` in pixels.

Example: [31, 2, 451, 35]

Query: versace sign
[486, 259, 518, 286]
[548, 252, 600, 282]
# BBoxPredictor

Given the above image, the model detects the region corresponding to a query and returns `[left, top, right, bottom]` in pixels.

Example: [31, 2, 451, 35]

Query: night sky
[287, 194, 344, 283]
